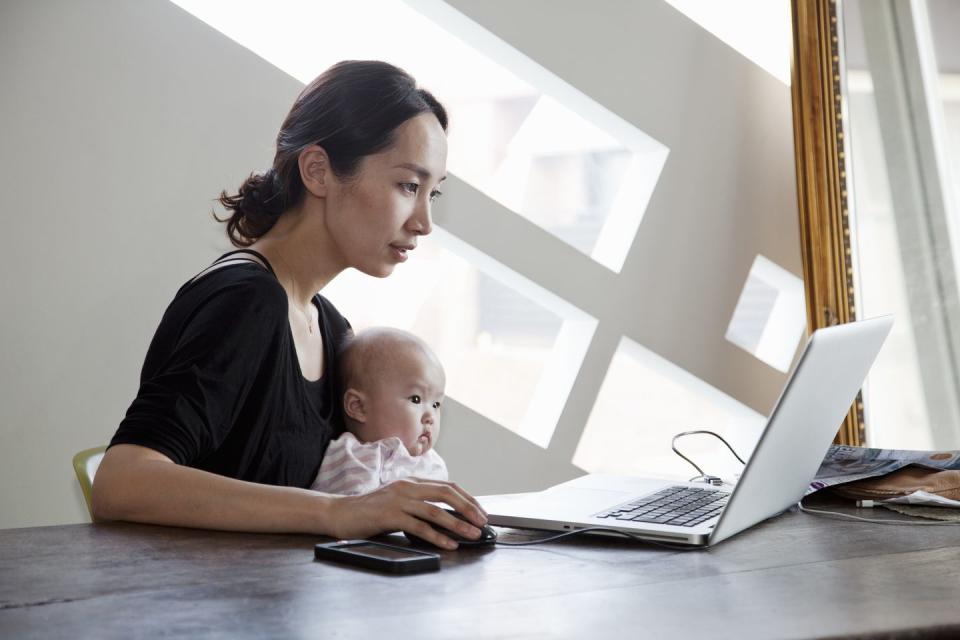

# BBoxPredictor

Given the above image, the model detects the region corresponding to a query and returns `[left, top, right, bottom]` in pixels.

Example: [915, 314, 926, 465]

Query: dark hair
[217, 60, 448, 247]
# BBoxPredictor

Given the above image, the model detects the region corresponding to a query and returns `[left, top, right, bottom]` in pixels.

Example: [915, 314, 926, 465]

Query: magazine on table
[808, 445, 960, 507]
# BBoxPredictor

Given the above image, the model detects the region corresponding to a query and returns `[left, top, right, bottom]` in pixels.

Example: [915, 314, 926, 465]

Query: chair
[73, 445, 107, 520]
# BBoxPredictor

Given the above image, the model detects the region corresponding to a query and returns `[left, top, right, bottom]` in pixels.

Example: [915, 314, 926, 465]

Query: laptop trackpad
[484, 485, 661, 520]
[541, 487, 635, 518]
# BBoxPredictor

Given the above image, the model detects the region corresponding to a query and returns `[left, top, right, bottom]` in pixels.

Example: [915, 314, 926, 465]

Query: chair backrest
[73, 445, 107, 520]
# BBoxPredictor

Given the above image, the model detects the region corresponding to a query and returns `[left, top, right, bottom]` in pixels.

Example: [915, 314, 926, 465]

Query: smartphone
[314, 540, 441, 575]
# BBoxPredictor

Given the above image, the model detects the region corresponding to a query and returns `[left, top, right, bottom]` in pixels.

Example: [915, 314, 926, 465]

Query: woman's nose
[408, 200, 433, 236]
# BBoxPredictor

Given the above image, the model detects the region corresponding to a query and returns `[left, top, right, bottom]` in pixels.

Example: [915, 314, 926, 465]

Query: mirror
[791, 0, 863, 444]
[817, 0, 960, 449]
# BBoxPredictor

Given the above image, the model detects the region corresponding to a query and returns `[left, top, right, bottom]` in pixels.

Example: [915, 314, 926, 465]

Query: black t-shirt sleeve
[111, 275, 288, 465]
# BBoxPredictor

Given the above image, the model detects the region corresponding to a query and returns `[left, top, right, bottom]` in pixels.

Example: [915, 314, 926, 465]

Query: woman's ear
[299, 145, 331, 198]
[343, 388, 367, 422]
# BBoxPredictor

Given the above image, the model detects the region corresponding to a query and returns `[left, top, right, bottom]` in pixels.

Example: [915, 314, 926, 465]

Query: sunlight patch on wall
[725, 255, 805, 373]
[662, 0, 792, 85]
[170, 0, 668, 273]
[573, 336, 765, 482]
[324, 228, 597, 448]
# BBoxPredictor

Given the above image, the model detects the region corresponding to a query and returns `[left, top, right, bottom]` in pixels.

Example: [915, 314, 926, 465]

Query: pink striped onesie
[310, 432, 448, 495]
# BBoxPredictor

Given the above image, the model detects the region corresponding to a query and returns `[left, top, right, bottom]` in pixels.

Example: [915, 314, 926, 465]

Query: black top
[109, 250, 352, 488]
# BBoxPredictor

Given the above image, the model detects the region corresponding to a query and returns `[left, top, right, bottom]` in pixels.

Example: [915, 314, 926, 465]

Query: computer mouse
[404, 511, 498, 548]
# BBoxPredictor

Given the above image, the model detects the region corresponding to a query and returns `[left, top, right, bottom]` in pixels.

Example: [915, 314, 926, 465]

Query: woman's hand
[325, 478, 488, 549]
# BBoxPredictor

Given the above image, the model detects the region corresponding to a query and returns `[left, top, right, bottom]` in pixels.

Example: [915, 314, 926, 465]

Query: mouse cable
[493, 527, 704, 551]
[797, 500, 960, 525]
[492, 430, 746, 550]
[672, 429, 745, 486]
[494, 503, 960, 551]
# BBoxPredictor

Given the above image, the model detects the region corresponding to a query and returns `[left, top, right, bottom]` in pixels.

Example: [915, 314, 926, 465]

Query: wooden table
[2, 501, 959, 639]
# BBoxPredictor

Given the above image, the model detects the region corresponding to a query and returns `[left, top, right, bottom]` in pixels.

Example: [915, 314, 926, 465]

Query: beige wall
[0, 0, 798, 528]
[0, 0, 300, 527]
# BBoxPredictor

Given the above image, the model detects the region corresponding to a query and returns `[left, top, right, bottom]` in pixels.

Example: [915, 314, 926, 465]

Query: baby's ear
[343, 389, 367, 422]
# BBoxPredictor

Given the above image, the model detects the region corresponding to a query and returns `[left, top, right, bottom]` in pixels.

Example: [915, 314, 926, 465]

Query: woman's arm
[92, 444, 333, 534]
[92, 444, 486, 549]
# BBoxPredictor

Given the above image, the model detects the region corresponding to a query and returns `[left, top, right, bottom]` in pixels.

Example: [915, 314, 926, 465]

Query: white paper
[881, 490, 960, 508]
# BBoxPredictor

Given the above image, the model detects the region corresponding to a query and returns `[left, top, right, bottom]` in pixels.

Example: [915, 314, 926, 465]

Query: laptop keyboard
[593, 486, 729, 528]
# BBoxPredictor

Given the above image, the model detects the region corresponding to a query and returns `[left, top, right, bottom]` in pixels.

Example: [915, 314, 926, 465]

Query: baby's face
[356, 344, 445, 456]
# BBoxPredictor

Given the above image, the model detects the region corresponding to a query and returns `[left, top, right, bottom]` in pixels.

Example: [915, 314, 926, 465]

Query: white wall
[0, 0, 300, 528]
[0, 0, 798, 528]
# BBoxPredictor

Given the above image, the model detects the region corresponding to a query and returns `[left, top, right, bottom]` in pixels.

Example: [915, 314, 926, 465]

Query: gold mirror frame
[791, 0, 863, 445]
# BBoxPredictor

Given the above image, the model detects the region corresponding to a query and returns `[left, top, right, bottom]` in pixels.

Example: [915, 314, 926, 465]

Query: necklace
[275, 251, 316, 335]
[300, 300, 316, 335]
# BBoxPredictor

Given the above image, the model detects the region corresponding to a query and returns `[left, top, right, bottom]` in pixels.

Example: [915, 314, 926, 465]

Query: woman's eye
[400, 183, 419, 195]
[429, 190, 443, 202]
[409, 395, 422, 404]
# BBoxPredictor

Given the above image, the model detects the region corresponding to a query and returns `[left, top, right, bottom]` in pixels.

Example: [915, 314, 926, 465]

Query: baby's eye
[409, 395, 422, 404]
[432, 401, 442, 410]
[400, 183, 419, 195]
[429, 189, 443, 202]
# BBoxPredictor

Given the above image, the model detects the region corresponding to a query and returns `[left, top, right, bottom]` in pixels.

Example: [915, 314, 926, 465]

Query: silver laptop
[480, 316, 893, 547]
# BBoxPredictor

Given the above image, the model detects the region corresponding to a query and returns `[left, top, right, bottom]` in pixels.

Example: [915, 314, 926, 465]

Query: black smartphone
[314, 540, 441, 575]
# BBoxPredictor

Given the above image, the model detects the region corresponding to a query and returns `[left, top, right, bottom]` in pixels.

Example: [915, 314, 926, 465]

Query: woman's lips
[389, 244, 414, 262]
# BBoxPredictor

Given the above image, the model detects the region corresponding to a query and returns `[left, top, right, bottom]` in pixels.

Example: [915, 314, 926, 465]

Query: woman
[91, 60, 486, 550]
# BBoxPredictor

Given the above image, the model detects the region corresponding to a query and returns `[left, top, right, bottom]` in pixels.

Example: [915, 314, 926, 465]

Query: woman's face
[324, 112, 448, 278]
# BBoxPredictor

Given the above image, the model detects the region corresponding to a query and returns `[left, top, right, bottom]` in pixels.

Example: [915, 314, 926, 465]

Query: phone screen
[345, 543, 430, 561]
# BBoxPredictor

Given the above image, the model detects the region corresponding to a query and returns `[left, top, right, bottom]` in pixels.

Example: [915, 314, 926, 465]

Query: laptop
[480, 316, 893, 547]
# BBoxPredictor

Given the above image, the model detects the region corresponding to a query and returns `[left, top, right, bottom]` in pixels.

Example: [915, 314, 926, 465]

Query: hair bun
[216, 169, 285, 246]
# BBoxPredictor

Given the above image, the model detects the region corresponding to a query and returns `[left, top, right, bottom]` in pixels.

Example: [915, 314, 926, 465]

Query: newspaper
[807, 445, 960, 505]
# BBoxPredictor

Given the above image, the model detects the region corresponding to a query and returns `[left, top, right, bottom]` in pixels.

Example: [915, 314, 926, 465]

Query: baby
[310, 327, 448, 495]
